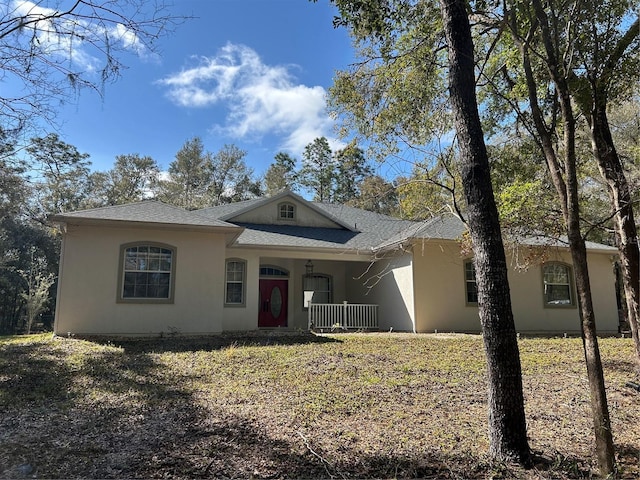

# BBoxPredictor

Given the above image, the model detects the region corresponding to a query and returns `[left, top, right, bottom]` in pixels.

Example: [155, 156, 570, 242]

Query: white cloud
[10, 1, 150, 73]
[113, 23, 148, 58]
[157, 43, 338, 156]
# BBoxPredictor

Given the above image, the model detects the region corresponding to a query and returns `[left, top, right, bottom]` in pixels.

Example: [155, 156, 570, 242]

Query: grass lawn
[0, 332, 638, 479]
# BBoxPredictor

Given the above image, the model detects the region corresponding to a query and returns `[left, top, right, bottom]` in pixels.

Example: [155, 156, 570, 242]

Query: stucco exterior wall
[219, 251, 358, 331]
[55, 221, 618, 337]
[54, 225, 227, 336]
[347, 255, 415, 332]
[412, 240, 619, 334]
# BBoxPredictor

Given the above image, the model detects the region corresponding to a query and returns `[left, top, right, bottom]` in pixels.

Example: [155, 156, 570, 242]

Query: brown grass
[0, 332, 638, 479]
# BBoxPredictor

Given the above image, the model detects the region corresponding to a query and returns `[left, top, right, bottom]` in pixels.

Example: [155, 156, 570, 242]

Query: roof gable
[205, 191, 359, 232]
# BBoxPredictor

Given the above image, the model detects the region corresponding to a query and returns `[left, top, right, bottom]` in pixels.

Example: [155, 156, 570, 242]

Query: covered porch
[258, 253, 413, 332]
[222, 248, 416, 333]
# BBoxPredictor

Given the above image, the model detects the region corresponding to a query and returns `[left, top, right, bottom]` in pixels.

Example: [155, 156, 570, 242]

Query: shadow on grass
[601, 357, 637, 376]
[0, 340, 177, 409]
[0, 339, 182, 477]
[0, 337, 481, 479]
[0, 336, 613, 479]
[80, 331, 341, 353]
[127, 414, 492, 479]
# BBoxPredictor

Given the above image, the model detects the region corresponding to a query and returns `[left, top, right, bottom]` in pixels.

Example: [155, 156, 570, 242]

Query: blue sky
[37, 0, 356, 176]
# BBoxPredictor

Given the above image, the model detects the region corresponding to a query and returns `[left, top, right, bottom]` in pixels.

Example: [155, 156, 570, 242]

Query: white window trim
[117, 242, 176, 304]
[464, 260, 478, 306]
[278, 202, 296, 221]
[225, 258, 247, 307]
[542, 262, 575, 308]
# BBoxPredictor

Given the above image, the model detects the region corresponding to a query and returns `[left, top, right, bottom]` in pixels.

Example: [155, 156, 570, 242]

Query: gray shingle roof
[50, 196, 616, 253]
[49, 201, 239, 230]
[405, 215, 616, 252]
[199, 198, 264, 219]
[198, 200, 418, 251]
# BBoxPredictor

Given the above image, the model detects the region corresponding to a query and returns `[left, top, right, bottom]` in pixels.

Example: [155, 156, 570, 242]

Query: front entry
[258, 279, 288, 327]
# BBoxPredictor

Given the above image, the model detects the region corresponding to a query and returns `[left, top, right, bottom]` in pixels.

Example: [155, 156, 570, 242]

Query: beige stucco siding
[54, 225, 227, 336]
[412, 240, 619, 334]
[346, 255, 415, 332]
[219, 251, 359, 331]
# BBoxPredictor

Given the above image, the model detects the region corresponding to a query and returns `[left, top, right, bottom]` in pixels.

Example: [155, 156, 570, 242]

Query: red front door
[258, 279, 288, 327]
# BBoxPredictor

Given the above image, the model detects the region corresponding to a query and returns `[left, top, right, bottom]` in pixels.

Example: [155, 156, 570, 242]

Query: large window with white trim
[542, 262, 574, 306]
[225, 259, 246, 306]
[119, 243, 175, 303]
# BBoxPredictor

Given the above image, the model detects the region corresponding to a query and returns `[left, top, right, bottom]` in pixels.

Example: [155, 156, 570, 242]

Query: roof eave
[228, 241, 374, 256]
[50, 217, 243, 234]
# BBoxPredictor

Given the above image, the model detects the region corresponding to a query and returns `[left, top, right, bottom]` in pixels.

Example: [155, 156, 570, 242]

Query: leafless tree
[0, 0, 185, 137]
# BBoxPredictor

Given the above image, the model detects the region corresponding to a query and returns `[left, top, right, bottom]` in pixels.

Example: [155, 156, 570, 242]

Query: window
[543, 263, 574, 306]
[260, 266, 289, 277]
[225, 259, 246, 306]
[464, 260, 478, 304]
[278, 202, 295, 220]
[303, 274, 332, 307]
[119, 243, 175, 303]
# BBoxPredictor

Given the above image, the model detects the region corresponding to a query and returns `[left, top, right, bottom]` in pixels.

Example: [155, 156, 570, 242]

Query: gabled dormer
[219, 190, 358, 231]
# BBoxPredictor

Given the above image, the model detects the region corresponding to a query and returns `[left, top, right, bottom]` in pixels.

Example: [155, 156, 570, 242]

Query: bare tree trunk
[590, 102, 640, 369]
[523, 1, 616, 473]
[440, 0, 531, 465]
[566, 205, 617, 477]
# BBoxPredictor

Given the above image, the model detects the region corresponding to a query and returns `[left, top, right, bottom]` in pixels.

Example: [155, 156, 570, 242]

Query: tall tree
[210, 144, 262, 204]
[299, 137, 336, 202]
[264, 152, 298, 195]
[353, 175, 399, 216]
[0, 130, 27, 222]
[333, 141, 373, 203]
[158, 139, 262, 209]
[438, 0, 531, 463]
[0, 0, 183, 137]
[499, 0, 616, 472]
[327, 0, 531, 464]
[26, 133, 92, 216]
[92, 154, 159, 206]
[158, 137, 213, 210]
[568, 1, 640, 366]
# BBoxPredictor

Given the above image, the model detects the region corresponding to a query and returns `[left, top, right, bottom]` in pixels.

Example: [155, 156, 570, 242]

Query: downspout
[52, 223, 67, 337]
[409, 241, 417, 334]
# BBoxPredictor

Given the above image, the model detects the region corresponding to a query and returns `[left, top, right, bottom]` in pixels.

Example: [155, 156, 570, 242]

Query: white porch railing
[308, 302, 379, 331]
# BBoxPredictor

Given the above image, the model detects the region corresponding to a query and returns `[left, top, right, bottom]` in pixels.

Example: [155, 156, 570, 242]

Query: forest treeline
[1, 113, 638, 335]
[0, 131, 410, 334]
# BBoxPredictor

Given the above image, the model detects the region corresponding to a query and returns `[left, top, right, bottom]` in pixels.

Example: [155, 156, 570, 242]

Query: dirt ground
[0, 332, 638, 478]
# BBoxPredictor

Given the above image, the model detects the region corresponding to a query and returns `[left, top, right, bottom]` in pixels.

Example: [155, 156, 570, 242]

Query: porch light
[305, 260, 314, 277]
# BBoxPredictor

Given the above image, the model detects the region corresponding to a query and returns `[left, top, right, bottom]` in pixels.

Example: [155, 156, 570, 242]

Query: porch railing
[308, 301, 379, 331]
